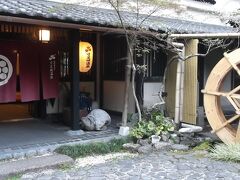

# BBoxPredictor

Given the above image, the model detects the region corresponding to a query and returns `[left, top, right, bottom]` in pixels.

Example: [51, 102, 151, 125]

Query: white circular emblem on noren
[0, 55, 13, 86]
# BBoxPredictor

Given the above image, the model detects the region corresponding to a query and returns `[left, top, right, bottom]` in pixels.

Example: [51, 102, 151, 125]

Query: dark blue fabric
[79, 92, 92, 111]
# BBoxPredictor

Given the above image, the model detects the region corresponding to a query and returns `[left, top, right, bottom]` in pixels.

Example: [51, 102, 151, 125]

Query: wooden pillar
[70, 30, 80, 130]
[96, 33, 101, 106]
[183, 39, 199, 124]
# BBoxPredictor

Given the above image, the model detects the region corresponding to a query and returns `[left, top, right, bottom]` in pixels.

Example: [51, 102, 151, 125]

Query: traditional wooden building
[0, 0, 234, 130]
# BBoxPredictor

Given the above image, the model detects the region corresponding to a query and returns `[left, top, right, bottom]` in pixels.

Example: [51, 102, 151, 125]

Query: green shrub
[6, 174, 21, 180]
[209, 143, 240, 162]
[130, 108, 174, 140]
[192, 141, 213, 151]
[55, 138, 130, 159]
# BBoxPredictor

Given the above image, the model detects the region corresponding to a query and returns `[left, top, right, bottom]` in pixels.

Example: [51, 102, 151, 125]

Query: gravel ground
[19, 150, 240, 180]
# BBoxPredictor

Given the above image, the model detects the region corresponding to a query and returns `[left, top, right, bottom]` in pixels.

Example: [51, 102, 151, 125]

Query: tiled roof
[0, 0, 235, 33]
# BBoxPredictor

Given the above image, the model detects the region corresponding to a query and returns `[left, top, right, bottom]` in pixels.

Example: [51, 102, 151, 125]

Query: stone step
[0, 154, 73, 178]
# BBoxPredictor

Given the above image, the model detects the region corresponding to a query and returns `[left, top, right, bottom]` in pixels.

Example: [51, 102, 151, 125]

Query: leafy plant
[130, 108, 174, 139]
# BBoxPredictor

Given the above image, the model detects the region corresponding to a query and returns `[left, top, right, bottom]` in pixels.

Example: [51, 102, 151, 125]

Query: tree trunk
[122, 49, 132, 127]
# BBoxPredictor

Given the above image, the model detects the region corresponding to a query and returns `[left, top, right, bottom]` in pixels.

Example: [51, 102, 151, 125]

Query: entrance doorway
[0, 103, 31, 121]
[0, 40, 59, 121]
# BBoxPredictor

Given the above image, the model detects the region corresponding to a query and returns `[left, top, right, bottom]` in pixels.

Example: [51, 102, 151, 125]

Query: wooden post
[183, 39, 198, 124]
[96, 33, 101, 106]
[70, 30, 80, 130]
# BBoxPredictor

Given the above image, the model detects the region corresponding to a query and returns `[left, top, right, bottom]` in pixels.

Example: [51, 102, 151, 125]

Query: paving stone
[137, 145, 153, 154]
[25, 150, 37, 158]
[176, 164, 192, 170]
[37, 148, 49, 156]
[123, 143, 140, 152]
[12, 152, 25, 159]
[0, 153, 12, 160]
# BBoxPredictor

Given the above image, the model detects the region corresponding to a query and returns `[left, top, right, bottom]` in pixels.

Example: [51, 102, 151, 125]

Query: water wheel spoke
[226, 96, 240, 112]
[231, 94, 240, 99]
[233, 99, 240, 113]
[211, 114, 240, 134]
[228, 85, 240, 96]
[201, 90, 228, 97]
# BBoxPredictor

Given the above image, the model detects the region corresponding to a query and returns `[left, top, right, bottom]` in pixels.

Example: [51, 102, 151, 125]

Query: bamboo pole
[173, 42, 185, 129]
[179, 46, 185, 123]
[170, 33, 240, 39]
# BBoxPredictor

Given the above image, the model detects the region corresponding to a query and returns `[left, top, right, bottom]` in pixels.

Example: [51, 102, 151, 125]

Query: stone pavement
[0, 118, 119, 161]
[19, 151, 240, 180]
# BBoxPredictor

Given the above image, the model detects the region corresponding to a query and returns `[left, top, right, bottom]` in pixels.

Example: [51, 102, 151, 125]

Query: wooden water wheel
[202, 48, 240, 144]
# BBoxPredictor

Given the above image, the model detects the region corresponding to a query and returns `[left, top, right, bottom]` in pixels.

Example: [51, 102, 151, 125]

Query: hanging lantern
[39, 29, 50, 42]
[79, 41, 93, 73]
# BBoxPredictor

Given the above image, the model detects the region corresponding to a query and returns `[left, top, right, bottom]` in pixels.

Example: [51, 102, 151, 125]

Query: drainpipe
[172, 42, 185, 130]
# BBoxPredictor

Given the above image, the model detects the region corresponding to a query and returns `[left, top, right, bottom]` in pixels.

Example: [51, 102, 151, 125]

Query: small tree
[107, 0, 180, 127]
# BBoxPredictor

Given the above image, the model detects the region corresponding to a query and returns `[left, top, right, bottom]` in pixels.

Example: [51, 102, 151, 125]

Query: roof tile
[0, 0, 235, 33]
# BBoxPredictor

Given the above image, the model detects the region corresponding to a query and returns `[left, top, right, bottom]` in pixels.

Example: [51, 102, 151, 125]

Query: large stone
[123, 143, 141, 152]
[137, 145, 153, 154]
[170, 133, 180, 144]
[81, 109, 111, 131]
[161, 132, 171, 142]
[179, 124, 203, 133]
[153, 142, 172, 151]
[137, 139, 150, 146]
[171, 144, 189, 151]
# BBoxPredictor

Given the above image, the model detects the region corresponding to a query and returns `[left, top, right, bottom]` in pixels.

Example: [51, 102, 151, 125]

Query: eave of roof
[0, 0, 235, 34]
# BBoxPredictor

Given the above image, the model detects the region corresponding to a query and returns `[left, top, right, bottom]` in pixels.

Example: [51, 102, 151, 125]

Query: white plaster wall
[103, 81, 135, 113]
[143, 82, 163, 108]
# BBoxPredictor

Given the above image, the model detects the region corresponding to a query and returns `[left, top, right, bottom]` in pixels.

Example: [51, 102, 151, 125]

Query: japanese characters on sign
[79, 41, 93, 73]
